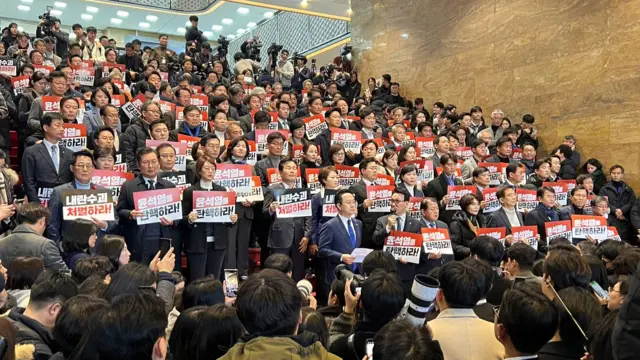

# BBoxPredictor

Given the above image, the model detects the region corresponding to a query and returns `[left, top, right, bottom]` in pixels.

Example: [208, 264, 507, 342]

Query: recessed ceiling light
[264, 12, 274, 18]
[400, 33, 409, 38]
[54, 2, 67, 8]
[146, 15, 158, 22]
[177, 27, 186, 33]
[212, 25, 223, 31]
[237, 29, 246, 34]
[237, 7, 249, 15]
[139, 22, 150, 28]
[20, 0, 32, 3]
[110, 18, 122, 24]
[247, 22, 256, 28]
[17, 26, 24, 32]
[17, 5, 30, 11]
[347, 8, 353, 15]
[203, 31, 213, 37]
[86, 6, 98, 13]
[81, 14, 93, 21]
[117, 10, 129, 17]
[300, 0, 309, 8]
[50, 9, 62, 16]
[221, 18, 233, 25]
[227, 34, 236, 39]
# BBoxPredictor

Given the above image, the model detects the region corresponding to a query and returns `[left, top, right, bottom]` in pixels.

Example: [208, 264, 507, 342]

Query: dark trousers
[187, 243, 227, 282]
[173, 235, 182, 272]
[140, 237, 160, 265]
[253, 209, 270, 268]
[227, 216, 252, 276]
[271, 245, 305, 282]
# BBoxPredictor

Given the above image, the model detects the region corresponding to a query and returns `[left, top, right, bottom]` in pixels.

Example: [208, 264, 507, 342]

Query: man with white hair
[488, 109, 504, 147]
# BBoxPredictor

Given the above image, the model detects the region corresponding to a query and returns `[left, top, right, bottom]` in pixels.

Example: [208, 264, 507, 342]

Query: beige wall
[351, 0, 640, 189]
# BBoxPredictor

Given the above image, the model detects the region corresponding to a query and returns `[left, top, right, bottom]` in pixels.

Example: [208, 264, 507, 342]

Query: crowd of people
[0, 15, 638, 360]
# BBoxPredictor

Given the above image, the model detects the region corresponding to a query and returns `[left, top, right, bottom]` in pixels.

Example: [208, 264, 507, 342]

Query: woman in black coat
[450, 194, 487, 260]
[182, 155, 238, 282]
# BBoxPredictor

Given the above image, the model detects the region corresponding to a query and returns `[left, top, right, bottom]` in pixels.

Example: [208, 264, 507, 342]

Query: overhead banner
[275, 188, 312, 218]
[133, 188, 183, 225]
[61, 189, 114, 221]
[193, 191, 236, 223]
[384, 231, 423, 264]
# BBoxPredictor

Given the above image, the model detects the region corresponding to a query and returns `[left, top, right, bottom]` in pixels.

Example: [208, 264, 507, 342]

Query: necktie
[147, 180, 155, 190]
[397, 217, 403, 232]
[51, 145, 59, 173]
[347, 219, 356, 248]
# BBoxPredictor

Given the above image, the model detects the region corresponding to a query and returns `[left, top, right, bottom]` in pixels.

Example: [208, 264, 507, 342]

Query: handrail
[104, 0, 216, 12]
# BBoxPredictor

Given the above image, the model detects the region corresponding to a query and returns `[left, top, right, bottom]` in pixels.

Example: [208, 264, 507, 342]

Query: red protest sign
[510, 148, 522, 160]
[304, 114, 327, 140]
[543, 182, 569, 206]
[111, 94, 126, 108]
[455, 147, 473, 160]
[292, 144, 304, 164]
[384, 231, 424, 264]
[91, 169, 134, 198]
[445, 185, 476, 210]
[375, 173, 395, 187]
[416, 137, 435, 159]
[190, 94, 209, 113]
[546, 220, 572, 243]
[335, 165, 360, 187]
[33, 64, 54, 75]
[478, 162, 506, 186]
[557, 179, 577, 193]
[61, 124, 87, 151]
[330, 128, 362, 154]
[177, 134, 200, 159]
[408, 196, 423, 218]
[366, 185, 394, 212]
[511, 226, 539, 249]
[516, 188, 537, 212]
[421, 228, 453, 255]
[477, 227, 506, 244]
[102, 63, 126, 77]
[306, 168, 322, 193]
[42, 95, 62, 113]
[193, 191, 236, 223]
[11, 75, 29, 96]
[399, 159, 433, 183]
[482, 187, 500, 213]
[266, 167, 301, 187]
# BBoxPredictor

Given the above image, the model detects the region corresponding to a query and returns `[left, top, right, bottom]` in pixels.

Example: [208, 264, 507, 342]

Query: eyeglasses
[390, 199, 405, 204]
[74, 164, 94, 170]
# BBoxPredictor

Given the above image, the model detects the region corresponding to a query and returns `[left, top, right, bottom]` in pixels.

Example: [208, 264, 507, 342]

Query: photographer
[193, 42, 214, 69]
[7, 32, 32, 65]
[36, 16, 69, 59]
[329, 270, 405, 360]
[291, 54, 313, 92]
[274, 49, 294, 90]
[185, 15, 206, 52]
[150, 34, 179, 73]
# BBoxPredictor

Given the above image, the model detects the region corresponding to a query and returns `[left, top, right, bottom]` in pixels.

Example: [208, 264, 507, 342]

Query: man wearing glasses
[47, 150, 118, 242]
[123, 101, 163, 174]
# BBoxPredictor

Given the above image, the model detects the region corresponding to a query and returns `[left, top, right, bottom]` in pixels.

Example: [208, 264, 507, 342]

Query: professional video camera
[334, 264, 366, 294]
[37, 6, 57, 36]
[267, 42, 283, 69]
[216, 35, 229, 58]
[241, 36, 263, 62]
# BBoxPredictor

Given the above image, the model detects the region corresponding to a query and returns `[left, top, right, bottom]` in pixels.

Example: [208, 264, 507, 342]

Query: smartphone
[225, 269, 239, 298]
[590, 281, 609, 300]
[366, 339, 374, 359]
[159, 238, 171, 258]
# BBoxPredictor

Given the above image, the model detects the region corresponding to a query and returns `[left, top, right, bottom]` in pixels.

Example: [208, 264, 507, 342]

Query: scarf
[537, 203, 559, 221]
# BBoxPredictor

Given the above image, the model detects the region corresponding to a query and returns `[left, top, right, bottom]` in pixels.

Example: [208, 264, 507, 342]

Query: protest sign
[422, 228, 453, 255]
[91, 170, 134, 198]
[543, 182, 569, 206]
[546, 220, 573, 243]
[246, 140, 258, 165]
[305, 168, 322, 193]
[33, 64, 54, 75]
[145, 140, 187, 171]
[384, 231, 424, 264]
[399, 159, 434, 183]
[213, 164, 252, 193]
[416, 137, 435, 159]
[408, 197, 424, 219]
[111, 94, 125, 108]
[0, 57, 17, 76]
[266, 167, 302, 187]
[478, 162, 505, 186]
[477, 227, 506, 246]
[482, 187, 500, 213]
[72, 67, 96, 86]
[61, 124, 87, 151]
[510, 148, 523, 160]
[177, 134, 200, 160]
[511, 226, 539, 250]
[275, 188, 312, 218]
[190, 94, 209, 113]
[159, 171, 190, 191]
[455, 147, 473, 160]
[558, 179, 577, 193]
[330, 129, 362, 154]
[375, 173, 395, 187]
[61, 189, 114, 221]
[336, 165, 360, 187]
[516, 188, 538, 212]
[322, 189, 339, 217]
[571, 215, 607, 241]
[193, 191, 236, 223]
[366, 185, 394, 212]
[101, 63, 125, 77]
[133, 188, 182, 225]
[607, 227, 621, 242]
[236, 176, 264, 202]
[42, 95, 62, 114]
[256, 129, 290, 155]
[446, 185, 476, 210]
[11, 75, 29, 96]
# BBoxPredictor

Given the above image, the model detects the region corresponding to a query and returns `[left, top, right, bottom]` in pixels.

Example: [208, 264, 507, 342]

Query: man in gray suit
[263, 159, 311, 281]
[487, 186, 524, 235]
[417, 197, 453, 275]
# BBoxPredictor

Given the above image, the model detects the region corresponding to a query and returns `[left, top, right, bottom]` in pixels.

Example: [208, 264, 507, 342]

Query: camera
[216, 35, 229, 58]
[267, 43, 283, 69]
[242, 36, 263, 63]
[334, 264, 366, 294]
[38, 6, 57, 36]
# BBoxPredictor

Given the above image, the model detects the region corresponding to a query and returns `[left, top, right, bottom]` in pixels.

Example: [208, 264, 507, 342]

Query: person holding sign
[560, 186, 592, 220]
[22, 113, 74, 205]
[485, 136, 513, 163]
[349, 158, 386, 249]
[123, 101, 162, 174]
[524, 186, 559, 249]
[47, 150, 118, 243]
[372, 188, 423, 290]
[418, 197, 453, 275]
[26, 71, 69, 133]
[397, 164, 425, 198]
[318, 189, 362, 285]
[449, 194, 487, 260]
[311, 166, 340, 256]
[424, 154, 462, 224]
[169, 105, 209, 141]
[314, 107, 343, 166]
[182, 156, 238, 281]
[116, 147, 178, 265]
[487, 186, 525, 235]
[262, 159, 311, 281]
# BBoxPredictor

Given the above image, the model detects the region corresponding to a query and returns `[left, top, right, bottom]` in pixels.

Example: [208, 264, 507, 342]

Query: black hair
[29, 269, 78, 309]
[190, 304, 243, 360]
[277, 159, 296, 172]
[543, 250, 591, 291]
[40, 112, 64, 131]
[334, 189, 355, 207]
[506, 243, 537, 271]
[556, 144, 573, 160]
[102, 263, 158, 302]
[167, 306, 206, 360]
[17, 202, 50, 225]
[93, 146, 116, 164]
[53, 295, 109, 357]
[461, 257, 493, 298]
[362, 250, 397, 276]
[299, 307, 329, 348]
[392, 187, 411, 202]
[180, 277, 225, 312]
[469, 235, 504, 267]
[7, 257, 44, 290]
[135, 146, 158, 164]
[61, 218, 98, 254]
[330, 278, 347, 306]
[555, 287, 602, 349]
[522, 114, 535, 124]
[71, 150, 94, 167]
[437, 262, 485, 308]
[361, 269, 405, 323]
[263, 254, 294, 275]
[595, 239, 628, 262]
[373, 319, 444, 360]
[72, 256, 114, 284]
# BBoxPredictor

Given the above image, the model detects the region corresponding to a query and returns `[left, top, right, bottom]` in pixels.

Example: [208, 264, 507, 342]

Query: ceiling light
[50, 9, 62, 16]
[139, 22, 150, 28]
[81, 14, 93, 21]
[400, 33, 409, 38]
[237, 29, 246, 34]
[300, 0, 309, 8]
[20, 0, 32, 3]
[17, 5, 30, 11]
[177, 27, 186, 33]
[347, 8, 353, 15]
[227, 34, 236, 39]
[146, 15, 158, 22]
[221, 18, 233, 25]
[247, 22, 256, 28]
[237, 7, 249, 15]
[117, 10, 129, 17]
[203, 31, 213, 37]
[264, 12, 274, 18]
[17, 26, 24, 32]
[54, 2, 67, 8]
[110, 18, 122, 24]
[86, 6, 99, 13]
[212, 25, 223, 31]
[185, 20, 191, 26]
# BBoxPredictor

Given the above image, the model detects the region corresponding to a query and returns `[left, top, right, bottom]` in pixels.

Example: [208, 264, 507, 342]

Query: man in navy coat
[318, 189, 362, 285]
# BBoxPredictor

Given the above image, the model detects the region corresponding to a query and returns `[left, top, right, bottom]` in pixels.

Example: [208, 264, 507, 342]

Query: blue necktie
[51, 145, 59, 173]
[347, 219, 356, 248]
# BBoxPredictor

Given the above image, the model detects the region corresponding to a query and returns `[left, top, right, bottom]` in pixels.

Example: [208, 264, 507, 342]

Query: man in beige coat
[428, 262, 504, 360]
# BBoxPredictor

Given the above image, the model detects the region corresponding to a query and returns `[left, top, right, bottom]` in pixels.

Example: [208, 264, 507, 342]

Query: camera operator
[233, 53, 261, 83]
[185, 15, 206, 52]
[273, 49, 294, 90]
[291, 54, 313, 92]
[36, 16, 68, 60]
[193, 42, 213, 70]
[329, 270, 405, 360]
[150, 34, 179, 73]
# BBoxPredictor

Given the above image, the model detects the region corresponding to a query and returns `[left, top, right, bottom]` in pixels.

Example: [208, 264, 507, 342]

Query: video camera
[334, 264, 366, 294]
[267, 42, 283, 69]
[242, 36, 263, 62]
[38, 6, 58, 36]
[217, 35, 229, 58]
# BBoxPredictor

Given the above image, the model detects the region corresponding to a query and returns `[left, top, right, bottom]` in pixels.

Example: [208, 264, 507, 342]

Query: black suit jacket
[349, 180, 385, 249]
[423, 172, 462, 224]
[262, 183, 312, 249]
[181, 182, 232, 253]
[486, 207, 524, 234]
[397, 182, 425, 198]
[416, 218, 454, 275]
[524, 206, 557, 247]
[22, 142, 74, 203]
[372, 214, 422, 281]
[116, 176, 178, 259]
[487, 271, 512, 306]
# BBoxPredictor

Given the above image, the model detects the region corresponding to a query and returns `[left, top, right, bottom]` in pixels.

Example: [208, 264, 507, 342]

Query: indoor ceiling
[11, 0, 286, 39]
[227, 0, 352, 19]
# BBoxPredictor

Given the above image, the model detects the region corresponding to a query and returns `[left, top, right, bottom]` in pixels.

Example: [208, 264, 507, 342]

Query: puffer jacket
[122, 117, 152, 174]
[220, 331, 340, 360]
[449, 210, 487, 260]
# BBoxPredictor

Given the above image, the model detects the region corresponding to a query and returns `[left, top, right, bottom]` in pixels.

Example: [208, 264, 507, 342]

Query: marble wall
[351, 0, 640, 188]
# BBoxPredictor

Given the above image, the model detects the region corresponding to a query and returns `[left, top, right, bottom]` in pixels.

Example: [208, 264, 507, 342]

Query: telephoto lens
[403, 275, 440, 327]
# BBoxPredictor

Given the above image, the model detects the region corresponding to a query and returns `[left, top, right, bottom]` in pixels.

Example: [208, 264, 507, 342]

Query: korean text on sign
[62, 189, 114, 221]
[133, 188, 183, 225]
[383, 231, 423, 264]
[275, 188, 312, 218]
[193, 191, 236, 223]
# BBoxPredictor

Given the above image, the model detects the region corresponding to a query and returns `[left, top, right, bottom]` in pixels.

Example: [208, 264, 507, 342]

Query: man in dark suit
[22, 113, 74, 205]
[469, 235, 512, 306]
[424, 153, 462, 224]
[274, 101, 291, 130]
[372, 187, 422, 292]
[116, 147, 178, 264]
[525, 186, 559, 253]
[487, 186, 525, 235]
[47, 150, 118, 243]
[262, 159, 311, 281]
[417, 197, 453, 275]
[349, 158, 385, 249]
[318, 189, 362, 285]
[560, 186, 592, 220]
